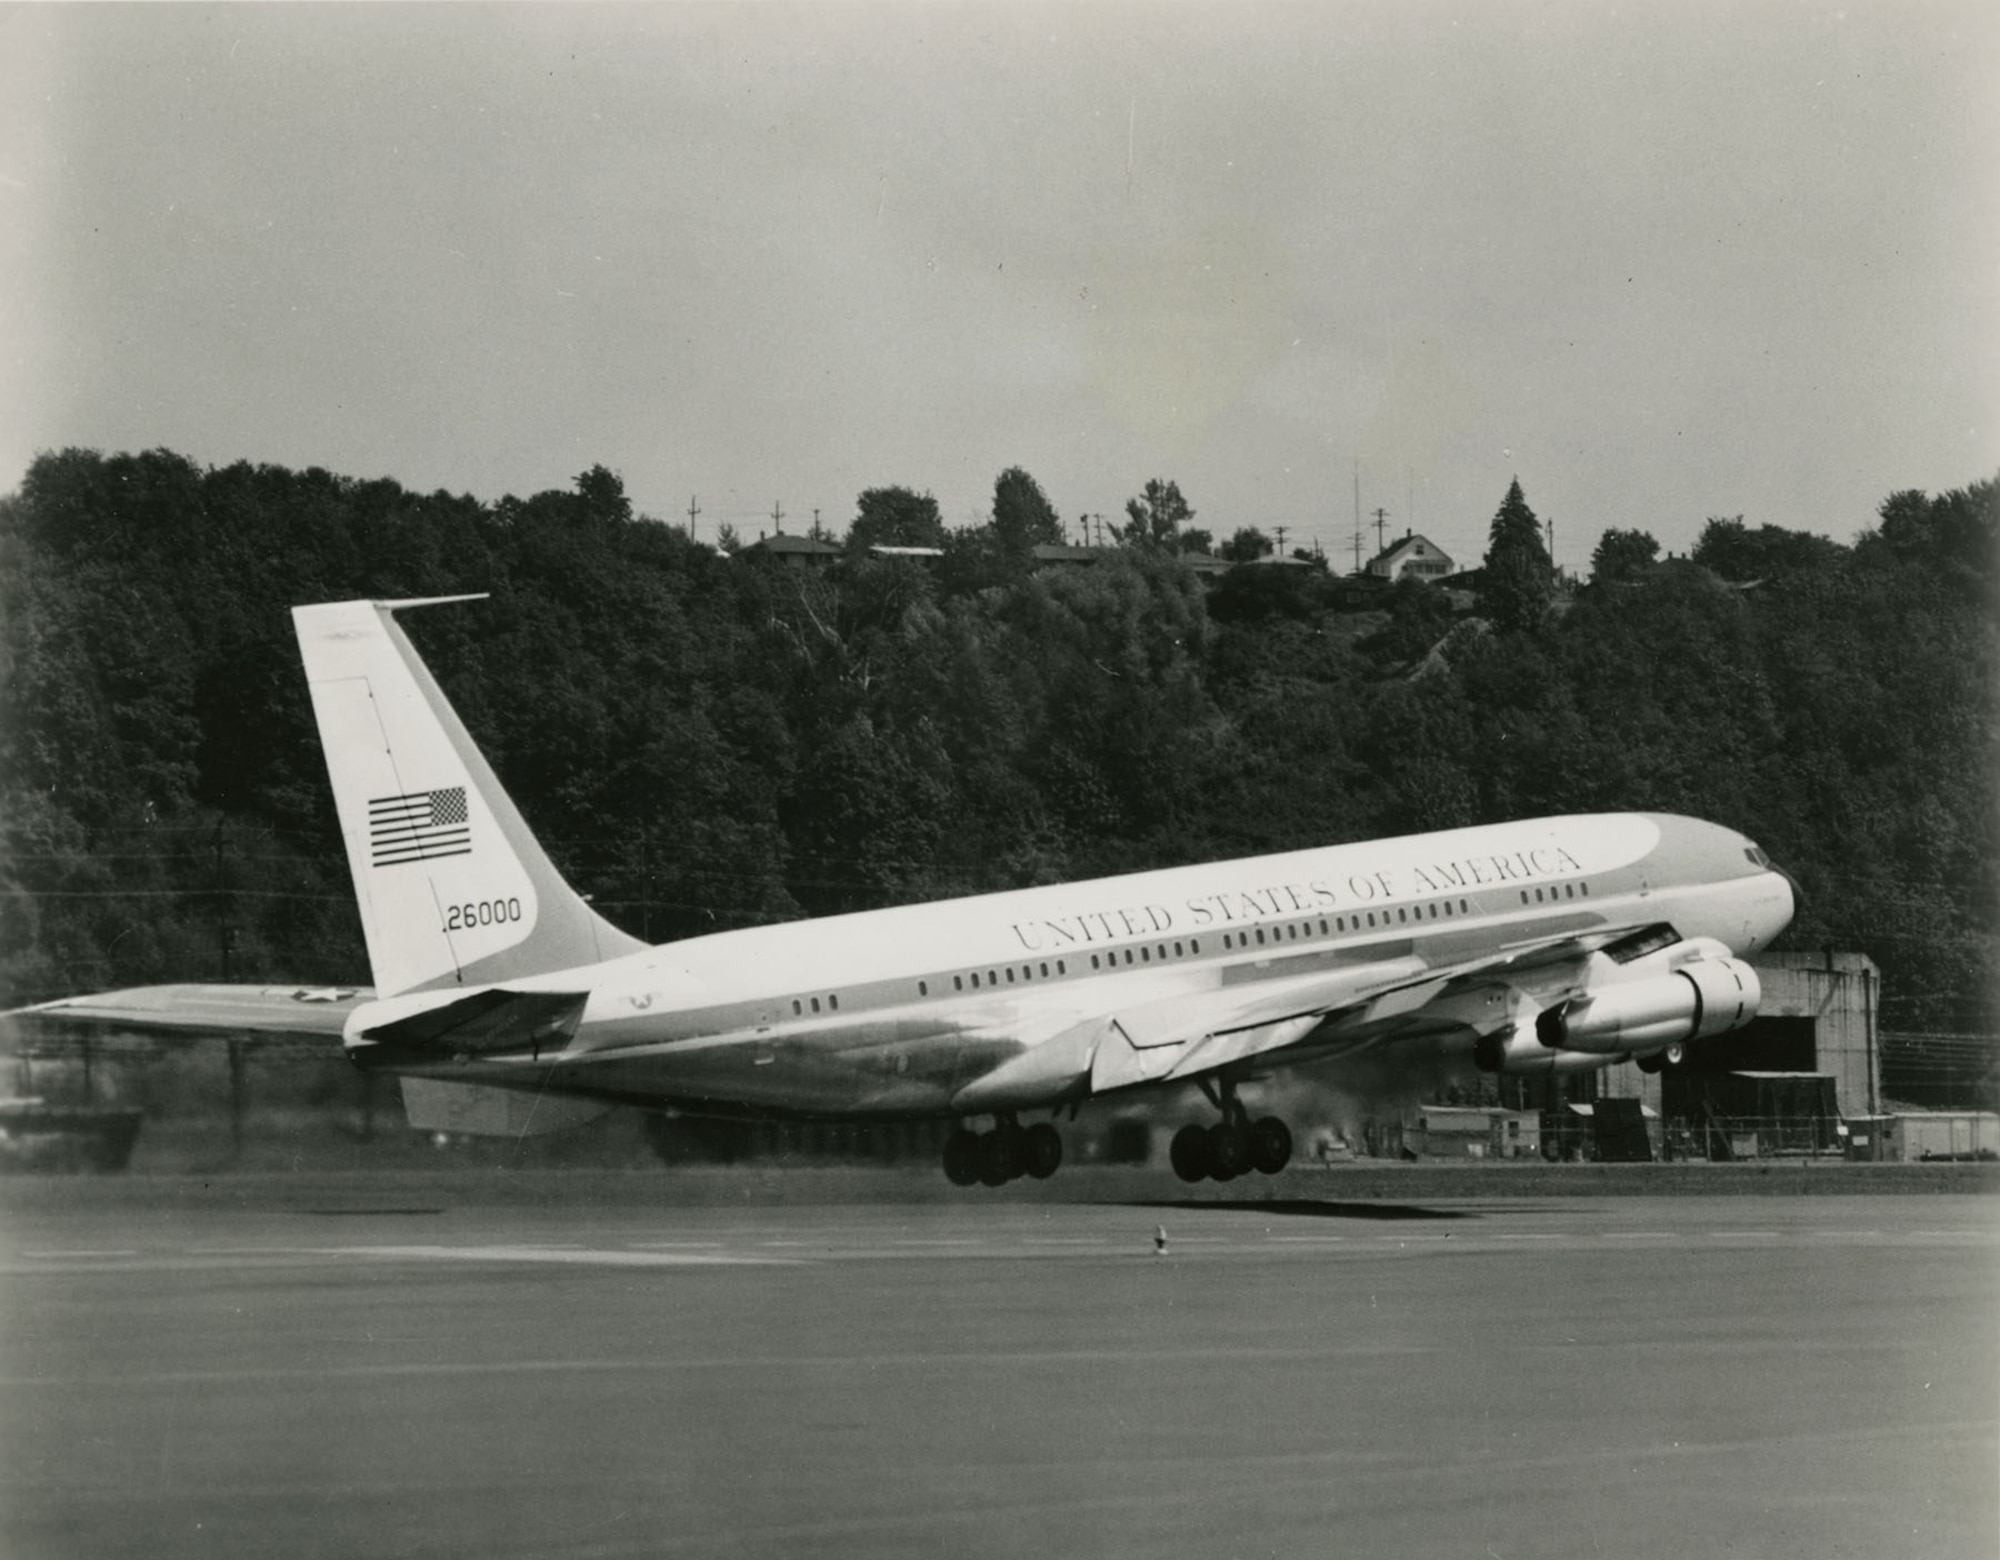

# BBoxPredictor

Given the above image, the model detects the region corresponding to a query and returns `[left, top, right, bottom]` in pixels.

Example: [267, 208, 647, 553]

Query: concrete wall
[1892, 1112, 2000, 1161]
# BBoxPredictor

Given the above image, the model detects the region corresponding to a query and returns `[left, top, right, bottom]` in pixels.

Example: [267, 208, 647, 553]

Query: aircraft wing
[1088, 920, 1660, 1092]
[2, 984, 372, 1044]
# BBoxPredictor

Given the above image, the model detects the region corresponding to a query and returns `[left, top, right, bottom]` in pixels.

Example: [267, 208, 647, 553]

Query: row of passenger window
[916, 937, 1212, 999]
[1520, 882, 1591, 904]
[790, 993, 841, 1016]
[1084, 941, 1201, 971]
[926, 957, 1077, 997]
[1216, 898, 1477, 951]
[899, 883, 1592, 1008]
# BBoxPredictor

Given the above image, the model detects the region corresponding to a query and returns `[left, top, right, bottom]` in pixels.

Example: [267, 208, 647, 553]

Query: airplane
[9, 595, 1798, 1185]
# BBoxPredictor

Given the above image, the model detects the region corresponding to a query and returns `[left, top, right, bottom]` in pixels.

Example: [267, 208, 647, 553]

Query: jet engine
[1472, 1024, 1614, 1077]
[1534, 957, 1759, 1055]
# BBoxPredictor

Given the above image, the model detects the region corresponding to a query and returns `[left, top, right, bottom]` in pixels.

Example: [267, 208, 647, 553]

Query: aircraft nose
[1774, 862, 1803, 919]
[1740, 839, 1800, 936]
[1758, 857, 1802, 940]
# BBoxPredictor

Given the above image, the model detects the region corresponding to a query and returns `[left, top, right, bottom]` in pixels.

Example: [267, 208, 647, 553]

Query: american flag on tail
[369, 786, 471, 866]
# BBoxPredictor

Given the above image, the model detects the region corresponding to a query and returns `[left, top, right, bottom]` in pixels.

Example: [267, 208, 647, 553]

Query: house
[746, 533, 842, 570]
[1031, 544, 1317, 579]
[1031, 543, 1111, 568]
[1367, 532, 1454, 583]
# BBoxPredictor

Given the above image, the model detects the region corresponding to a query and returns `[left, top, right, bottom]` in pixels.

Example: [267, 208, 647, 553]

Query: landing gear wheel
[942, 1128, 982, 1186]
[977, 1128, 1021, 1187]
[1249, 1116, 1293, 1175]
[1659, 1041, 1688, 1070]
[1170, 1123, 1212, 1183]
[1636, 1051, 1665, 1075]
[1208, 1121, 1250, 1181]
[1022, 1122, 1063, 1180]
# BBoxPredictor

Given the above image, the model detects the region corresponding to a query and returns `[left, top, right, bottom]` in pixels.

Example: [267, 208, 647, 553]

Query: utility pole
[811, 508, 823, 541]
[771, 501, 785, 535]
[1372, 507, 1391, 557]
[1352, 464, 1362, 574]
[686, 495, 700, 540]
[1274, 524, 1289, 556]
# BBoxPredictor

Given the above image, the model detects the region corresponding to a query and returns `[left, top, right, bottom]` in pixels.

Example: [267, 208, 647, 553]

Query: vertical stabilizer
[293, 598, 646, 997]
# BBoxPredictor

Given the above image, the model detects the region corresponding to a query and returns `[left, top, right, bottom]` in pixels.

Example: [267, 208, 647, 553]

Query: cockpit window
[1746, 845, 1771, 868]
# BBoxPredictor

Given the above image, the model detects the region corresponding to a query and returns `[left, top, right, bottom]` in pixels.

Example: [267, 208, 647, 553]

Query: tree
[1218, 527, 1273, 564]
[1480, 478, 1552, 633]
[1590, 527, 1659, 584]
[1116, 479, 1192, 552]
[1862, 478, 1997, 589]
[1692, 516, 1845, 581]
[846, 487, 945, 553]
[574, 465, 632, 524]
[1364, 576, 1456, 664]
[991, 467, 1064, 558]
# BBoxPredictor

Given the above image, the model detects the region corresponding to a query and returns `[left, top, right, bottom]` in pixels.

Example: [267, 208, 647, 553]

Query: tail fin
[292, 598, 646, 998]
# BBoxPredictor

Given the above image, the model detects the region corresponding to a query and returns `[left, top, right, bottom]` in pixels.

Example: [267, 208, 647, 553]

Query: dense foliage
[2, 451, 1992, 1068]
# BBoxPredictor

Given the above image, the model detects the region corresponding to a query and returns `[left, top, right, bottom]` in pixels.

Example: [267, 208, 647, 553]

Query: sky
[2, 2, 1995, 572]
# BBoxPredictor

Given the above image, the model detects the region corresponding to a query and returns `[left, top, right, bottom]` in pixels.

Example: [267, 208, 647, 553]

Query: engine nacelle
[1535, 958, 1760, 1056]
[1473, 1025, 1617, 1077]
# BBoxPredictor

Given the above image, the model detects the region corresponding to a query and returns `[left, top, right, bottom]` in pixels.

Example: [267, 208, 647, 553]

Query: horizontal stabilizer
[399, 1077, 612, 1136]
[2, 984, 371, 1043]
[354, 989, 589, 1059]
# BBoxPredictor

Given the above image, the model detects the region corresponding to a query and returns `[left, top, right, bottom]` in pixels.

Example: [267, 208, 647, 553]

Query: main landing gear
[942, 1114, 1063, 1188]
[1169, 1080, 1293, 1184]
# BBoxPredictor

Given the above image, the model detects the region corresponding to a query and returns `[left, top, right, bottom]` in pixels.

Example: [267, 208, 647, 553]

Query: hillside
[2, 451, 1992, 1065]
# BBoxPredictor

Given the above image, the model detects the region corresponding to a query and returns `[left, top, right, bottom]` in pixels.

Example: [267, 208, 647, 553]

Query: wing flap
[1086, 921, 1666, 1094]
[1089, 961, 1423, 1094]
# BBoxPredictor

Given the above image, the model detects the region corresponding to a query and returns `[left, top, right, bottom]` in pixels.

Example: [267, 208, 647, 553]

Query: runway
[2, 1180, 1994, 1559]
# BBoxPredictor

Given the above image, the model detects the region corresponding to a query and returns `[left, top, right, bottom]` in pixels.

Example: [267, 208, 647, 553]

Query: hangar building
[1594, 951, 1881, 1156]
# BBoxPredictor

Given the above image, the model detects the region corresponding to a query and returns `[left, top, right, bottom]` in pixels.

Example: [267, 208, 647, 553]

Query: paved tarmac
[2, 1178, 1994, 1559]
